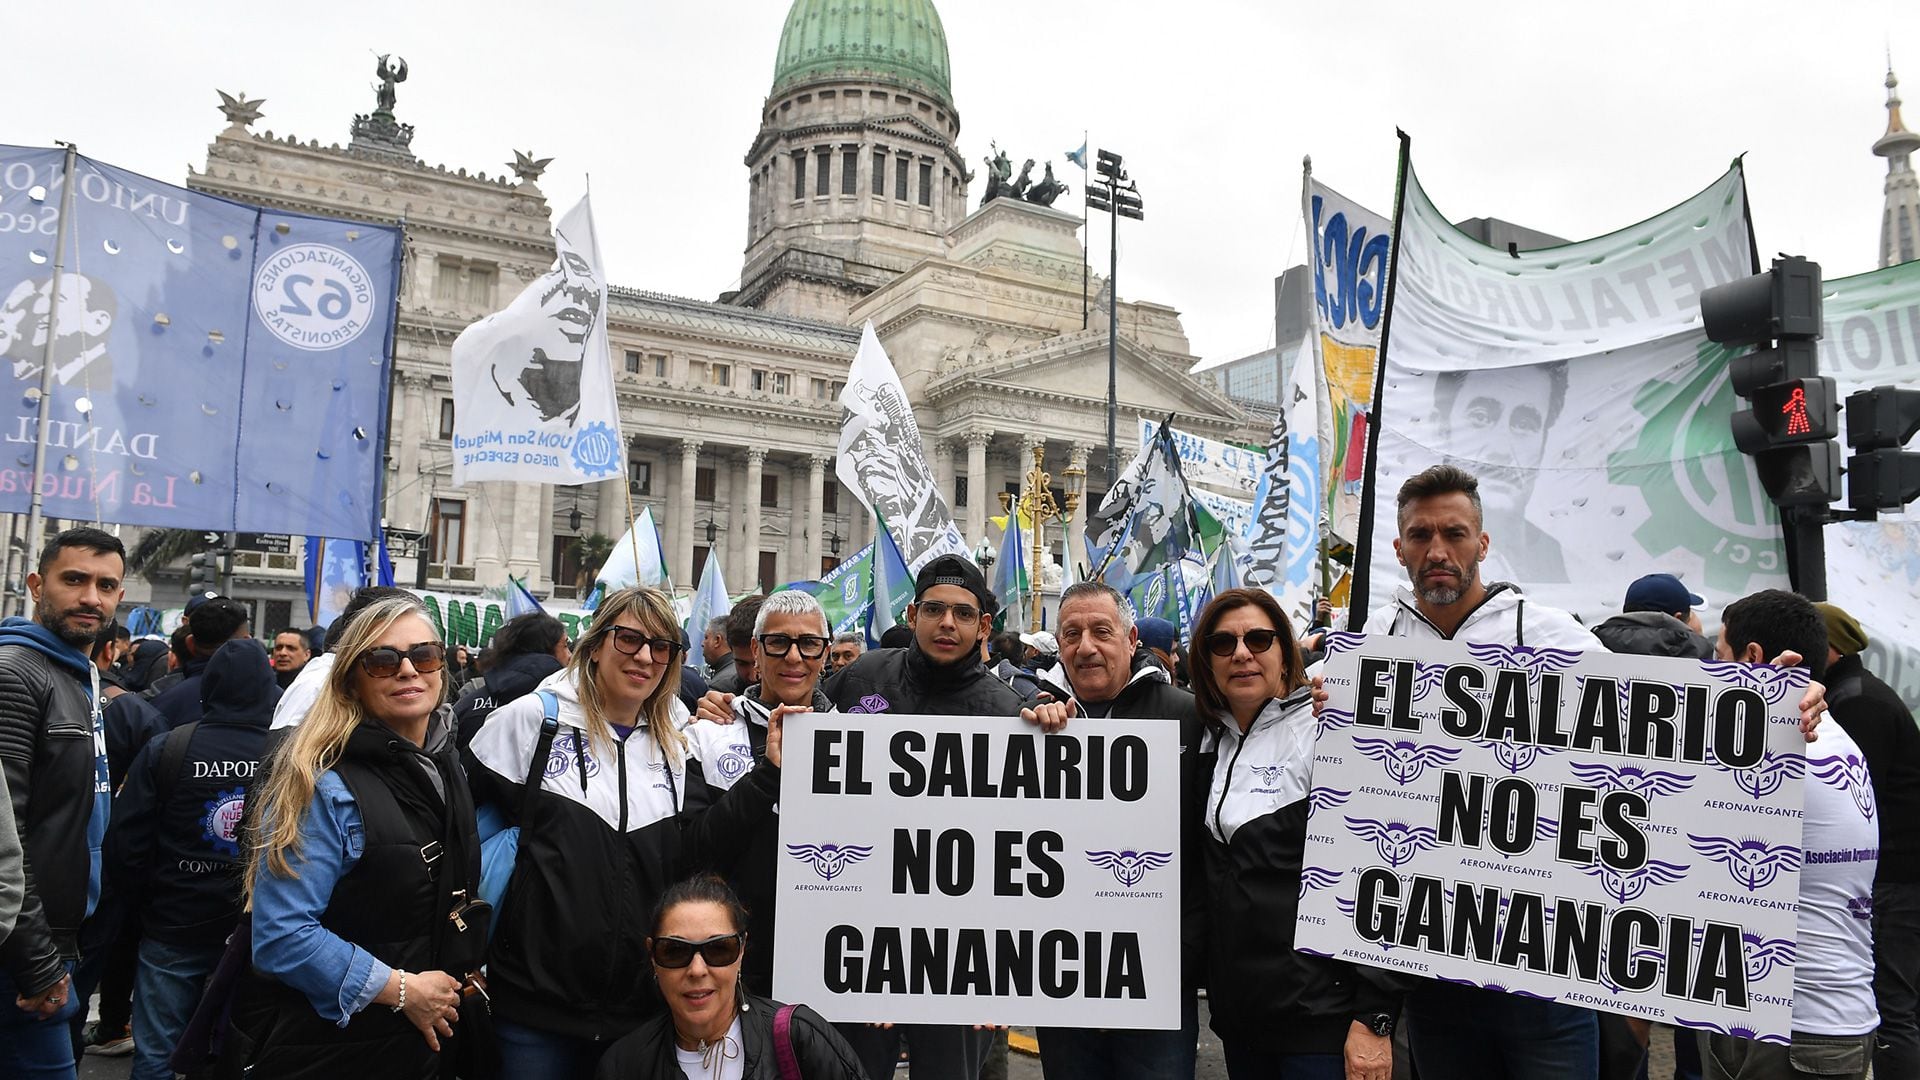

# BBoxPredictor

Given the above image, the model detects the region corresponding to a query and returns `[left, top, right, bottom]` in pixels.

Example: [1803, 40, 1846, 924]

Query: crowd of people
[0, 459, 1912, 1080]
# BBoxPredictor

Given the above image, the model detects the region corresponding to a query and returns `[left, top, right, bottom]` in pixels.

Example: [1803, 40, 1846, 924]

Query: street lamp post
[1085, 150, 1144, 493]
[998, 444, 1081, 631]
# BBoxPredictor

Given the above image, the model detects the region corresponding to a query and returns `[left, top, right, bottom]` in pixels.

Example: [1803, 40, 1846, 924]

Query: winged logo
[1687, 834, 1802, 892]
[1315, 706, 1356, 735]
[1307, 787, 1353, 814]
[1353, 737, 1461, 785]
[1810, 754, 1876, 821]
[1577, 859, 1689, 904]
[1567, 761, 1696, 802]
[1085, 849, 1174, 888]
[1247, 763, 1288, 788]
[785, 842, 876, 881]
[1464, 643, 1582, 686]
[1410, 661, 1450, 700]
[1319, 631, 1367, 658]
[1700, 661, 1803, 706]
[1733, 750, 1807, 800]
[1343, 816, 1441, 868]
[1298, 865, 1343, 898]
[1672, 1018, 1789, 1046]
[1689, 928, 1796, 982]
[1475, 739, 1562, 775]
[1336, 896, 1398, 950]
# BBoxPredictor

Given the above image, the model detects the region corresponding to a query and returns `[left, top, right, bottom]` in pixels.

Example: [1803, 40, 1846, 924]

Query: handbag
[476, 690, 561, 927]
[773, 1003, 802, 1080]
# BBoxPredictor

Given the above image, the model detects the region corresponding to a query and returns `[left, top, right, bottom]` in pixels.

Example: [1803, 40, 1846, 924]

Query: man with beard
[0, 527, 124, 1075]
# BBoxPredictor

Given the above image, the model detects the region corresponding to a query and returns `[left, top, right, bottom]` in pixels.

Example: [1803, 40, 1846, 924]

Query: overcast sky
[6, 1, 1917, 364]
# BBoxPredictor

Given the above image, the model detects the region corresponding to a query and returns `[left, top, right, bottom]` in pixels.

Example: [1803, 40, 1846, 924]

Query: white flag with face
[836, 323, 968, 573]
[450, 195, 624, 485]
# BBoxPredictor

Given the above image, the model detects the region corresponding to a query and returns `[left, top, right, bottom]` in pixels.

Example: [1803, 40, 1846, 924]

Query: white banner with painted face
[1300, 633, 1813, 1043]
[837, 323, 969, 573]
[772, 712, 1182, 1028]
[1821, 262, 1920, 711]
[1363, 163, 1788, 624]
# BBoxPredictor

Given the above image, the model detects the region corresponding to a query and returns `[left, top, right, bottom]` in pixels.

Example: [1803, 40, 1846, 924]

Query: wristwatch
[1355, 1011, 1396, 1037]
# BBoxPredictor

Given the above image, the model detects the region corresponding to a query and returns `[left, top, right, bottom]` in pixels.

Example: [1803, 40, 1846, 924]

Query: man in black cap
[1817, 602, 1920, 1077]
[1592, 572, 1712, 659]
[821, 552, 1029, 1080]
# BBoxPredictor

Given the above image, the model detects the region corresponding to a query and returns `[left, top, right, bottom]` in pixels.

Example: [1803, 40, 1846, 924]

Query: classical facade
[143, 0, 1255, 622]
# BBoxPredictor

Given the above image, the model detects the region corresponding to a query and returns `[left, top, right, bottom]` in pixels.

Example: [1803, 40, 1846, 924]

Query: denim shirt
[249, 771, 389, 1025]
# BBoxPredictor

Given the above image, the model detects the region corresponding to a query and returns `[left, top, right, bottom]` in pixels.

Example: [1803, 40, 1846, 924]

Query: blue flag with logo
[507, 575, 546, 619]
[0, 146, 400, 540]
[869, 514, 915, 645]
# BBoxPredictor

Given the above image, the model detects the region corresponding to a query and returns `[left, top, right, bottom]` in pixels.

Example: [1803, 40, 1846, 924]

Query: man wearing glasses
[683, 589, 835, 998]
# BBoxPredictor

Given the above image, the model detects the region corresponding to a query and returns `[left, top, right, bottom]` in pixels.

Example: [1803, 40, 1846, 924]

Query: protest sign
[773, 712, 1181, 1028]
[1298, 634, 1808, 1042]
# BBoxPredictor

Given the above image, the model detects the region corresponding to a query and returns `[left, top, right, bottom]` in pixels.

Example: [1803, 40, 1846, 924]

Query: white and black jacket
[1360, 582, 1599, 649]
[1200, 690, 1403, 1053]
[465, 669, 779, 1041]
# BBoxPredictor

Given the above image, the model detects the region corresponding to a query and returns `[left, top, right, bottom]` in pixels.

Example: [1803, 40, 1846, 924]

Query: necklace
[676, 1014, 740, 1077]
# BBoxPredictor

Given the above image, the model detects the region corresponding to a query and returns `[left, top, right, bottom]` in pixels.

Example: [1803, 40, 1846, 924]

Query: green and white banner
[417, 588, 591, 650]
[1822, 263, 1920, 710]
[1364, 161, 1789, 623]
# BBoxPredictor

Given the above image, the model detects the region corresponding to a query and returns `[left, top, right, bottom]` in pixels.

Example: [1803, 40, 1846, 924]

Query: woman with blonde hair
[224, 594, 484, 1079]
[466, 586, 782, 1080]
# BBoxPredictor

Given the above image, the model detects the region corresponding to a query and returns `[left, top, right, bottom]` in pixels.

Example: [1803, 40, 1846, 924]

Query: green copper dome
[771, 0, 952, 107]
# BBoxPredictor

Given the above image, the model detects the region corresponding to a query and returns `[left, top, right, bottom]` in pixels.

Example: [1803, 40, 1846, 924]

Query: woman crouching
[595, 875, 866, 1079]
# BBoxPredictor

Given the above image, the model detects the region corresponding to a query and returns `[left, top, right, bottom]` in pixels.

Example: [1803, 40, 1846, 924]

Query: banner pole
[1343, 130, 1411, 624]
[22, 143, 79, 618]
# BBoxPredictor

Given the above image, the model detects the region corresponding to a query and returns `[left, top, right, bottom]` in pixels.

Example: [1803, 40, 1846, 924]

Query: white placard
[1298, 634, 1808, 1043]
[773, 712, 1182, 1028]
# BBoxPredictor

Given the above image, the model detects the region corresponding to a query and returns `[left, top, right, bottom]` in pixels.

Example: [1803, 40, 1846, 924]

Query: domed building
[158, 0, 1256, 635]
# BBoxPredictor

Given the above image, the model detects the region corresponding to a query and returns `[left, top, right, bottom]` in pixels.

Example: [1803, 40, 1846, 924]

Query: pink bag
[773, 1004, 801, 1080]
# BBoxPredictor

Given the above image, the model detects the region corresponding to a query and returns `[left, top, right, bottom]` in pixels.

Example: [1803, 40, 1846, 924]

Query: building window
[630, 461, 652, 496]
[429, 499, 465, 565]
[758, 551, 777, 592]
[465, 265, 496, 307]
[918, 162, 933, 207]
[711, 363, 731, 387]
[751, 369, 766, 392]
[624, 350, 641, 374]
[821, 556, 840, 575]
[651, 353, 668, 377]
[831, 380, 844, 398]
[761, 474, 779, 508]
[695, 466, 716, 502]
[791, 151, 806, 200]
[811, 377, 830, 399]
[772, 373, 790, 395]
[692, 545, 711, 581]
[873, 149, 887, 196]
[823, 480, 839, 515]
[895, 156, 909, 201]
[842, 149, 859, 195]
[954, 475, 968, 508]
[438, 399, 455, 440]
[815, 148, 831, 196]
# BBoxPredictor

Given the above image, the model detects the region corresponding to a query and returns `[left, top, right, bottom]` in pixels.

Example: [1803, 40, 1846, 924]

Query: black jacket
[149, 654, 213, 730]
[1826, 652, 1920, 884]
[465, 676, 780, 1041]
[595, 994, 868, 1080]
[450, 650, 564, 749]
[0, 619, 104, 995]
[106, 638, 278, 946]
[1039, 652, 1210, 992]
[1592, 611, 1713, 660]
[101, 686, 167, 792]
[821, 641, 1028, 717]
[1199, 691, 1402, 1053]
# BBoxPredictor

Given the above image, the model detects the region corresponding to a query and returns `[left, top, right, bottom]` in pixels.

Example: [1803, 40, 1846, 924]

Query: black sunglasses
[914, 599, 981, 623]
[651, 932, 745, 969]
[607, 627, 683, 659]
[1204, 629, 1281, 658]
[759, 633, 830, 659]
[359, 642, 447, 678]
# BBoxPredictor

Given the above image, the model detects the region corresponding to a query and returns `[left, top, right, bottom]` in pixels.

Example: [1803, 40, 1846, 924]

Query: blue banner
[0, 146, 400, 539]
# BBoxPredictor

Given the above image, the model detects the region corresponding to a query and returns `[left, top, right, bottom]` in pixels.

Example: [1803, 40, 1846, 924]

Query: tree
[566, 532, 615, 592]
[125, 528, 208, 587]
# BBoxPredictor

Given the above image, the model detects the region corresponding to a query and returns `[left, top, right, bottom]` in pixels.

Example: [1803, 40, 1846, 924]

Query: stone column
[471, 483, 502, 585]
[1067, 444, 1091, 578]
[963, 431, 991, 548]
[394, 373, 427, 530]
[806, 455, 826, 575]
[535, 483, 555, 590]
[744, 448, 766, 591]
[677, 439, 700, 583]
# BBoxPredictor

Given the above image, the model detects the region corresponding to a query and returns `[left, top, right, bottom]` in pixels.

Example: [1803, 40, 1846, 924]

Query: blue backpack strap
[525, 691, 561, 812]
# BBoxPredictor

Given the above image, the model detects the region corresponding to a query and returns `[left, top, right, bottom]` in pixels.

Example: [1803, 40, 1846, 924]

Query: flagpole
[1344, 131, 1412, 622]
[1080, 129, 1089, 331]
[21, 143, 78, 618]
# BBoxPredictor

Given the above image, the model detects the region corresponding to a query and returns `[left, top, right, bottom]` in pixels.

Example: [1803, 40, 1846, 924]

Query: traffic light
[1845, 386, 1920, 513]
[187, 552, 216, 596]
[1700, 255, 1839, 507]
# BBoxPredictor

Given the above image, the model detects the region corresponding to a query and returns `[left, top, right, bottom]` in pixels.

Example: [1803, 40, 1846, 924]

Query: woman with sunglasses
[232, 595, 481, 1079]
[1190, 588, 1401, 1080]
[595, 874, 866, 1079]
[466, 587, 783, 1080]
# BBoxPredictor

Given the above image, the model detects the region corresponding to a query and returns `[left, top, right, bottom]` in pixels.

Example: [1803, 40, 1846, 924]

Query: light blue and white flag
[869, 514, 916, 644]
[1066, 141, 1088, 169]
[506, 575, 546, 619]
[305, 536, 367, 629]
[992, 514, 1027, 631]
[597, 505, 670, 594]
[682, 554, 732, 671]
